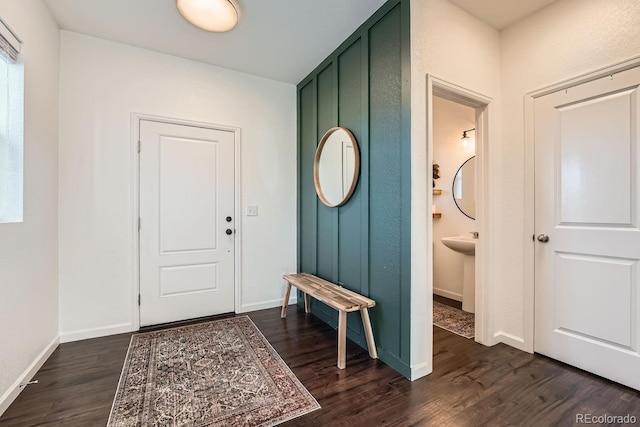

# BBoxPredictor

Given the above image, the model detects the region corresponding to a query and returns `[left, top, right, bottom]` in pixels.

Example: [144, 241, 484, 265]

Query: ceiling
[447, 0, 558, 30]
[45, 0, 558, 85]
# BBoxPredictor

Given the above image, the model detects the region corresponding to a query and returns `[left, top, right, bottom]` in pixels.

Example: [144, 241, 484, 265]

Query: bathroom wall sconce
[461, 128, 475, 149]
[177, 0, 239, 32]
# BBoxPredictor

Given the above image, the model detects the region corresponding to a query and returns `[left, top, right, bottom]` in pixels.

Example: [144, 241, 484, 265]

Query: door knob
[226, 216, 232, 222]
[226, 229, 233, 235]
[537, 234, 549, 243]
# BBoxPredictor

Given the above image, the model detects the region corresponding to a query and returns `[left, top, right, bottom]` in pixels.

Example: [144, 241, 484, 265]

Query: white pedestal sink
[441, 236, 476, 313]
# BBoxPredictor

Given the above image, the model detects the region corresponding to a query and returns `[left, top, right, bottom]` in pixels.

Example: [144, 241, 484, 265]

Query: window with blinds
[0, 17, 23, 224]
[0, 18, 20, 63]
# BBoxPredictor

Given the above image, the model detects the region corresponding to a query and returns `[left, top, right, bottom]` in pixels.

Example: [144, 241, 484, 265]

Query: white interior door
[139, 120, 235, 326]
[535, 66, 640, 390]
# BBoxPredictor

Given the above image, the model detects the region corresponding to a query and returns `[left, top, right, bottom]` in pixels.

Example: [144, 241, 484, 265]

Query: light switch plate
[246, 205, 258, 216]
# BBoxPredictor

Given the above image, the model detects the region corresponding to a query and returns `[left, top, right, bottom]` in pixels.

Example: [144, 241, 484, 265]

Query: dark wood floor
[434, 294, 462, 310]
[2, 305, 639, 426]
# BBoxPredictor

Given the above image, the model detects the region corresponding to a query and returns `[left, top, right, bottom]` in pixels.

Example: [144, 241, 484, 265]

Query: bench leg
[304, 293, 311, 313]
[337, 310, 347, 369]
[281, 282, 292, 318]
[360, 307, 378, 359]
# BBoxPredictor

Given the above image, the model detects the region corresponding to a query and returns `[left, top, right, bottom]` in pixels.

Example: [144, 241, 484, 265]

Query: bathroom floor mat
[433, 301, 475, 339]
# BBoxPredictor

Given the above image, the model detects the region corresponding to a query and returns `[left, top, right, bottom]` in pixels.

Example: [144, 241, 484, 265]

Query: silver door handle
[537, 234, 549, 243]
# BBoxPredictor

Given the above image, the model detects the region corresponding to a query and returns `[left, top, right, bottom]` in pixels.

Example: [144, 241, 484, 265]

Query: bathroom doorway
[432, 95, 477, 337]
[427, 76, 492, 345]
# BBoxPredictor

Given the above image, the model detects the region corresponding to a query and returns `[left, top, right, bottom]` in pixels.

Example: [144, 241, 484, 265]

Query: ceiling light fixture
[176, 0, 239, 33]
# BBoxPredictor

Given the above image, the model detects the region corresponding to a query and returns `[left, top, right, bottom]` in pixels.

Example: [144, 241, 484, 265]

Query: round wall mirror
[314, 127, 361, 207]
[453, 156, 476, 219]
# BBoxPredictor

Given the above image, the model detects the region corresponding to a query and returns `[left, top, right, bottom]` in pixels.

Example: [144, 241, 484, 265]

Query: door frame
[130, 113, 242, 330]
[426, 75, 494, 345]
[524, 55, 640, 352]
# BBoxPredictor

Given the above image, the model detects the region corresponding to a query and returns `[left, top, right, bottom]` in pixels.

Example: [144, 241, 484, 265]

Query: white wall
[499, 0, 640, 350]
[432, 96, 476, 301]
[409, 0, 501, 378]
[0, 0, 59, 414]
[58, 31, 297, 342]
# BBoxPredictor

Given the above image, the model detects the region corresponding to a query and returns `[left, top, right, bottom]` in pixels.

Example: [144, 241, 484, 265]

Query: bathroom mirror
[314, 127, 361, 207]
[453, 156, 476, 219]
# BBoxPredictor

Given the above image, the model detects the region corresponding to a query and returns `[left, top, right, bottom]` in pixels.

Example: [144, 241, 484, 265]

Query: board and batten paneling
[297, 0, 411, 376]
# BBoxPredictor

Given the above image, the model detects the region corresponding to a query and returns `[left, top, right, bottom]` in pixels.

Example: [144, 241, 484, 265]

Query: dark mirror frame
[452, 155, 475, 220]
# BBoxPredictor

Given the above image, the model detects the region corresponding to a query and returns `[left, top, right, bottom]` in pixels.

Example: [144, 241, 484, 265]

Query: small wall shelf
[433, 188, 442, 195]
[433, 213, 442, 218]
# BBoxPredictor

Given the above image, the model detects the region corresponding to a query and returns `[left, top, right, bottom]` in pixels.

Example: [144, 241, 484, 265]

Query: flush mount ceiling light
[176, 0, 238, 32]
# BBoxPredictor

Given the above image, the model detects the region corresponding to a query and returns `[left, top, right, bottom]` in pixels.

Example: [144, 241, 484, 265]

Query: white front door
[139, 119, 235, 326]
[534, 66, 640, 390]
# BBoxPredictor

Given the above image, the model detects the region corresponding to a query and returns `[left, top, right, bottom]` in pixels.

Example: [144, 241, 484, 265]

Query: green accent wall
[297, 0, 412, 377]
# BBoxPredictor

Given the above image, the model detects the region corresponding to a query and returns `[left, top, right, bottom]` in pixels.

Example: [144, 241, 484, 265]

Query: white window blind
[0, 18, 21, 63]
[0, 16, 23, 223]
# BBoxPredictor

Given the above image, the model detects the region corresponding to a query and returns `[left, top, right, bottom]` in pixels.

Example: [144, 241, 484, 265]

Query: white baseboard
[433, 287, 462, 302]
[410, 361, 433, 381]
[494, 331, 530, 352]
[238, 295, 297, 314]
[60, 322, 134, 344]
[0, 336, 59, 417]
[60, 297, 300, 341]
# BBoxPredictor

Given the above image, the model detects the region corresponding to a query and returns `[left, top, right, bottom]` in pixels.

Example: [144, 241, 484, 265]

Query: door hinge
[138, 294, 141, 306]
[138, 218, 141, 231]
[138, 140, 141, 153]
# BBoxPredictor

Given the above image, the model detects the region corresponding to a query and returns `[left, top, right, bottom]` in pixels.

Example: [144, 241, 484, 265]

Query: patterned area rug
[433, 301, 475, 339]
[107, 316, 320, 427]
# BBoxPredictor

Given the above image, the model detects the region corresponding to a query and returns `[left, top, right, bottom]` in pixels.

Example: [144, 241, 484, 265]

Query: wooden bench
[281, 273, 377, 369]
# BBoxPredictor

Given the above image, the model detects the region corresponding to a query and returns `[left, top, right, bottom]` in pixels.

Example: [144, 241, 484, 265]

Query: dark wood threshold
[138, 311, 236, 333]
[434, 294, 463, 310]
